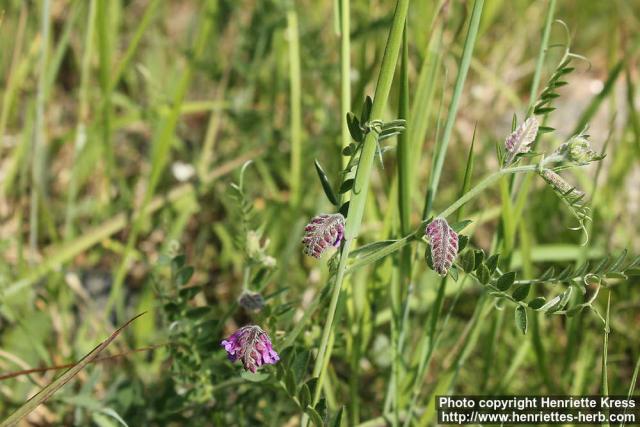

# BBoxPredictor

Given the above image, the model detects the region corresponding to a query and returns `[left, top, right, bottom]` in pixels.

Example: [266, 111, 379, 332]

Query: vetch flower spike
[221, 325, 279, 373]
[425, 218, 458, 276]
[302, 213, 345, 258]
[504, 116, 539, 166]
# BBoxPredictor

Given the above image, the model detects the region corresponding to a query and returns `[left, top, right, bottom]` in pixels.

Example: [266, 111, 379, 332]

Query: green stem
[425, 0, 484, 216]
[345, 165, 539, 276]
[527, 0, 556, 116]
[340, 0, 351, 169]
[309, 0, 410, 409]
[437, 165, 536, 219]
[287, 9, 302, 208]
[389, 23, 411, 427]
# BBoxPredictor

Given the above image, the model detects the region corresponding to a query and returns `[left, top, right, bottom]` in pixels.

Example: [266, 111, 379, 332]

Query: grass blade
[425, 0, 484, 217]
[0, 313, 145, 427]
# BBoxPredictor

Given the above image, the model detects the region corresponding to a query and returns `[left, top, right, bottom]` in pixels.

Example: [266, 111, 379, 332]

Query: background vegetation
[0, 0, 638, 425]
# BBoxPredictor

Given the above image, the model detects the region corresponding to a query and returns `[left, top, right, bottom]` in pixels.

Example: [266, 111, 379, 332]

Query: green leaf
[457, 235, 469, 253]
[342, 143, 356, 156]
[171, 255, 186, 272]
[339, 178, 354, 194]
[339, 201, 349, 217]
[515, 305, 528, 334]
[450, 220, 472, 233]
[528, 297, 546, 310]
[593, 256, 610, 274]
[485, 254, 500, 273]
[314, 160, 339, 206]
[305, 406, 324, 426]
[360, 96, 373, 124]
[346, 112, 363, 142]
[557, 265, 574, 281]
[176, 266, 194, 286]
[241, 371, 270, 382]
[460, 250, 475, 273]
[186, 306, 210, 319]
[496, 271, 515, 291]
[477, 264, 490, 285]
[284, 368, 297, 397]
[538, 126, 555, 133]
[542, 287, 573, 313]
[609, 249, 628, 272]
[349, 240, 397, 259]
[473, 249, 485, 270]
[298, 384, 311, 409]
[449, 265, 459, 282]
[534, 106, 556, 115]
[178, 285, 202, 300]
[512, 284, 530, 301]
[425, 245, 434, 270]
[331, 407, 344, 427]
[304, 377, 319, 399]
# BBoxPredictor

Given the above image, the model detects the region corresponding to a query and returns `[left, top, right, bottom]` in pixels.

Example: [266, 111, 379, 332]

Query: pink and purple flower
[221, 325, 279, 373]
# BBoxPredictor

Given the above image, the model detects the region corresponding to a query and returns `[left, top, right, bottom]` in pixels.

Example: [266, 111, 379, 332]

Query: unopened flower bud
[238, 291, 265, 311]
[425, 218, 459, 276]
[555, 135, 600, 165]
[302, 213, 345, 258]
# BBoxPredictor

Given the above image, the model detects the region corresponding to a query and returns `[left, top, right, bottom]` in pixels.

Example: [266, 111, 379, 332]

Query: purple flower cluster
[302, 213, 345, 258]
[425, 218, 459, 276]
[221, 325, 279, 373]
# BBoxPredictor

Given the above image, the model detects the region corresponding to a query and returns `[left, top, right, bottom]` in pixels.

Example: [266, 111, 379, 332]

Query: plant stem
[389, 25, 410, 426]
[287, 9, 302, 208]
[340, 0, 351, 169]
[344, 165, 540, 277]
[527, 0, 556, 116]
[425, 0, 484, 216]
[309, 0, 410, 409]
[30, 0, 51, 261]
[437, 165, 537, 219]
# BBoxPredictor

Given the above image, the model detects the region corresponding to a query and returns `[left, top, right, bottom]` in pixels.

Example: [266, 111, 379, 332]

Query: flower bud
[302, 213, 345, 258]
[425, 218, 458, 276]
[555, 134, 601, 165]
[238, 291, 265, 311]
